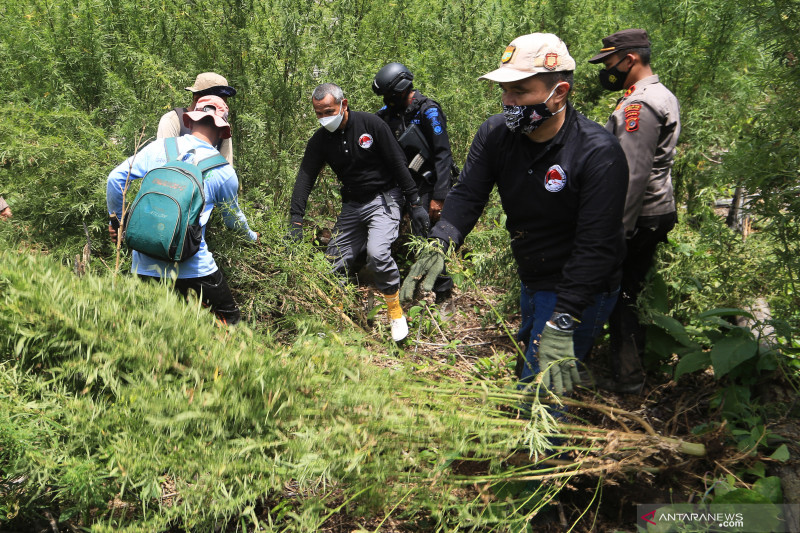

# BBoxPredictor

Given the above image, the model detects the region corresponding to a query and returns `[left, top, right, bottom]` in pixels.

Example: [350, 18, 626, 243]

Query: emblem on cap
[544, 53, 559, 71]
[544, 165, 567, 192]
[501, 45, 516, 64]
[358, 133, 374, 148]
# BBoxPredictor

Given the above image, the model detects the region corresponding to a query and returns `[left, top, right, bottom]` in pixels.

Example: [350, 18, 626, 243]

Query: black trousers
[608, 212, 677, 384]
[139, 269, 241, 325]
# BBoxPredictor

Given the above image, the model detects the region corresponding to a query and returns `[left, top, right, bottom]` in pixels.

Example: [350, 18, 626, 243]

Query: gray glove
[537, 325, 580, 394]
[409, 204, 430, 237]
[399, 245, 445, 302]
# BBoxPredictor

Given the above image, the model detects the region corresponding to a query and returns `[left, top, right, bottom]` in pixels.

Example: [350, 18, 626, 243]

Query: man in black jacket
[373, 62, 457, 299]
[290, 83, 429, 343]
[373, 62, 456, 223]
[401, 34, 629, 395]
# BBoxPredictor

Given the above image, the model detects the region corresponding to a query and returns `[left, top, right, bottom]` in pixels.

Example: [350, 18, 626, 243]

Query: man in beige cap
[401, 33, 630, 396]
[589, 29, 681, 394]
[157, 72, 237, 164]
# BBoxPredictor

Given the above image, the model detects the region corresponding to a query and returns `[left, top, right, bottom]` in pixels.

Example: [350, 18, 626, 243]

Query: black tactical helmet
[372, 62, 414, 96]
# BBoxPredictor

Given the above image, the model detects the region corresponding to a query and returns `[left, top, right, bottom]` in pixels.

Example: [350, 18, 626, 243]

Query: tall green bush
[0, 104, 121, 258]
[0, 248, 567, 531]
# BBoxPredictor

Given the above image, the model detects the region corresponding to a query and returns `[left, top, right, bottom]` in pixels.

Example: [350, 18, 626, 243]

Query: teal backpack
[124, 137, 228, 262]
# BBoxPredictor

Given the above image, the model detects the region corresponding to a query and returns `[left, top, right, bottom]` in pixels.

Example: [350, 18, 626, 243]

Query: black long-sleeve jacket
[376, 91, 455, 201]
[431, 105, 629, 318]
[290, 110, 419, 223]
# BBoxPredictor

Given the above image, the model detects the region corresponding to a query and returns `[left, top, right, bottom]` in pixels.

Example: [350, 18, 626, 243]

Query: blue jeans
[516, 284, 620, 383]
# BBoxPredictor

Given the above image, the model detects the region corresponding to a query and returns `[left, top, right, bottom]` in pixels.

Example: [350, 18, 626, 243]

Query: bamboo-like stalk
[404, 385, 707, 458]
[113, 127, 150, 276]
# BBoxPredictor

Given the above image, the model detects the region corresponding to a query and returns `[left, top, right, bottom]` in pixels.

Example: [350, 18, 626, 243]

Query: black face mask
[502, 83, 565, 134]
[598, 56, 630, 92]
[383, 91, 407, 110]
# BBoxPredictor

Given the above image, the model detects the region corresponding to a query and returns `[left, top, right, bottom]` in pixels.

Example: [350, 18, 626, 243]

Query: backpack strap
[164, 136, 180, 162]
[196, 153, 229, 174]
[173, 107, 192, 136]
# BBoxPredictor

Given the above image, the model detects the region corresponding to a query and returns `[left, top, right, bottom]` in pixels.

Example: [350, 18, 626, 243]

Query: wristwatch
[548, 312, 579, 331]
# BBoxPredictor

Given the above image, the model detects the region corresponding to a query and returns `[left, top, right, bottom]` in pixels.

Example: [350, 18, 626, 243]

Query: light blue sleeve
[213, 169, 258, 242]
[106, 142, 161, 222]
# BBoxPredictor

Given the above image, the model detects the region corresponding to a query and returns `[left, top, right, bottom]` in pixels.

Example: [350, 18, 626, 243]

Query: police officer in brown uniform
[589, 29, 681, 393]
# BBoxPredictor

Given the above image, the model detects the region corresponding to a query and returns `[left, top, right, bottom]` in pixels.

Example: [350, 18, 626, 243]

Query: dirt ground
[330, 283, 800, 532]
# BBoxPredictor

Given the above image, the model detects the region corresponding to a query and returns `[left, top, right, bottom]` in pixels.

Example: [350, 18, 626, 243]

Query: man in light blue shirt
[107, 95, 257, 324]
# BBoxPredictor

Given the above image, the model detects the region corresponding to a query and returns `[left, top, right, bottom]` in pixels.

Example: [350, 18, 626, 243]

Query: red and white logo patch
[544, 53, 559, 71]
[624, 104, 641, 132]
[358, 133, 374, 149]
[544, 165, 567, 192]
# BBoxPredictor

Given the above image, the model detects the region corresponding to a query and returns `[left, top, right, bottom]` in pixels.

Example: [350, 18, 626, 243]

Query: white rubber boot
[390, 316, 409, 343]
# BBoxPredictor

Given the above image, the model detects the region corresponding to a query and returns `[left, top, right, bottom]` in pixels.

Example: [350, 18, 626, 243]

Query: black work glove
[288, 222, 303, 242]
[109, 216, 121, 245]
[409, 204, 430, 237]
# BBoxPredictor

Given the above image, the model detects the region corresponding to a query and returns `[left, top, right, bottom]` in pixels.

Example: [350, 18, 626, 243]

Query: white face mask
[318, 103, 345, 132]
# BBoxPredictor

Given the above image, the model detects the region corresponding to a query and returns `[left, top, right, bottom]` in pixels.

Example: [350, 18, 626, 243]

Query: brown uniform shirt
[605, 74, 680, 235]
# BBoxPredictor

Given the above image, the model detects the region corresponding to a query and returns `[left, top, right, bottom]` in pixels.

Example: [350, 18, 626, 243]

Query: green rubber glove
[537, 325, 580, 394]
[399, 247, 445, 302]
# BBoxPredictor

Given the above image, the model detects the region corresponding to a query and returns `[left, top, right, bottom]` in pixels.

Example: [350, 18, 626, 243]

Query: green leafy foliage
[674, 351, 711, 381]
[708, 470, 784, 510]
[770, 444, 791, 463]
[709, 333, 759, 378]
[1, 0, 800, 528]
[0, 249, 572, 530]
[647, 304, 778, 383]
[643, 286, 787, 455]
[0, 104, 122, 259]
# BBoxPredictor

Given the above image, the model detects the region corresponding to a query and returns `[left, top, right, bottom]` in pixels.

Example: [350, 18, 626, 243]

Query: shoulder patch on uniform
[358, 133, 374, 148]
[424, 107, 444, 135]
[624, 104, 641, 132]
[544, 165, 567, 192]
